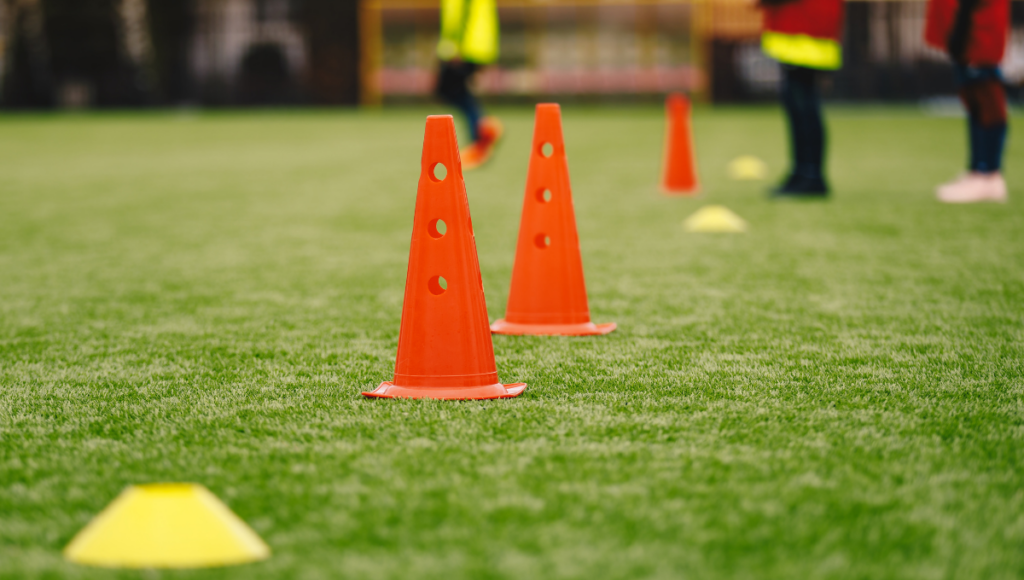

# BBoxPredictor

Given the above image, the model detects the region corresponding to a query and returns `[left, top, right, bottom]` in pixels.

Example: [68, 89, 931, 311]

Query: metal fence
[1, 0, 1022, 108]
[365, 0, 1024, 104]
[368, 0, 701, 102]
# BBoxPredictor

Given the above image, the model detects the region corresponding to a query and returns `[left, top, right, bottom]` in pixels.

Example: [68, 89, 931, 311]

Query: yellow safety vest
[761, 32, 842, 70]
[437, 0, 499, 65]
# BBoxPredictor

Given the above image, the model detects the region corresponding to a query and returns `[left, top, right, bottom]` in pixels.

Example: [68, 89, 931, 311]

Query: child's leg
[781, 64, 825, 180]
[436, 62, 483, 142]
[958, 65, 1008, 173]
[937, 66, 1008, 202]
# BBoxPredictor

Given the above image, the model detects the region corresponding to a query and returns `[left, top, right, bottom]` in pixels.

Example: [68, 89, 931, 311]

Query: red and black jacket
[761, 0, 846, 70]
[763, 0, 845, 42]
[925, 0, 1010, 66]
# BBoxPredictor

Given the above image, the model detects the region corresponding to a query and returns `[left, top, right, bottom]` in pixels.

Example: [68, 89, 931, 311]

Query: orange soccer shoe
[461, 116, 504, 170]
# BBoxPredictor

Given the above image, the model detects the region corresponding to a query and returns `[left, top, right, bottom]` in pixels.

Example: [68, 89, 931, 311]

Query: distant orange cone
[490, 104, 616, 337]
[363, 115, 526, 400]
[661, 93, 700, 195]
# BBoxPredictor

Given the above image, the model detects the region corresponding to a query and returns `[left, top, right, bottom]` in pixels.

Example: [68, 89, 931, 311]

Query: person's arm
[438, 0, 466, 61]
[948, 0, 980, 62]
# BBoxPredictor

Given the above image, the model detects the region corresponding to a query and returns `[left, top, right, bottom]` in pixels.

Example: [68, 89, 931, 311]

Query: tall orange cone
[364, 115, 526, 400]
[490, 104, 616, 337]
[661, 93, 700, 195]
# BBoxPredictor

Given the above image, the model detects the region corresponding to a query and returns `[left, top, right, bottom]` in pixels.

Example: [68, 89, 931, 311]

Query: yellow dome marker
[683, 205, 748, 233]
[728, 155, 768, 181]
[64, 483, 270, 569]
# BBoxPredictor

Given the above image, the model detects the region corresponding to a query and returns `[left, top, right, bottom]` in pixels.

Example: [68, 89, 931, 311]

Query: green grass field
[1, 105, 1022, 580]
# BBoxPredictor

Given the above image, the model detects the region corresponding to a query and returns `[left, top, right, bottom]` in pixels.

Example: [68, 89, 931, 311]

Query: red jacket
[763, 0, 845, 42]
[925, 0, 1010, 65]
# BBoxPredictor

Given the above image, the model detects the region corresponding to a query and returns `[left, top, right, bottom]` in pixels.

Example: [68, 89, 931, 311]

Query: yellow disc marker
[728, 155, 768, 181]
[683, 205, 748, 233]
[64, 483, 270, 569]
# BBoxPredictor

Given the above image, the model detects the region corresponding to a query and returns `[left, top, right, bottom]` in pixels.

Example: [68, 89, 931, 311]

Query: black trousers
[955, 65, 1008, 173]
[781, 65, 825, 180]
[436, 61, 482, 142]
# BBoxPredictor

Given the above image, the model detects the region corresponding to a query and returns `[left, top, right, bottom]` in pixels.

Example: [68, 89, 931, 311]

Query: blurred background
[1, 0, 1022, 109]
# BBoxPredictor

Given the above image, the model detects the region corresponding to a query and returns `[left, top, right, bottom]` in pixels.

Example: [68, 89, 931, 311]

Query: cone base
[62, 484, 270, 570]
[661, 185, 700, 196]
[490, 319, 617, 336]
[362, 382, 527, 400]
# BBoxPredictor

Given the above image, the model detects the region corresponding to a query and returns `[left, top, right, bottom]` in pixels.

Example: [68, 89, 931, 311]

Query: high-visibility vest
[924, 0, 1009, 66]
[437, 0, 499, 65]
[761, 0, 845, 70]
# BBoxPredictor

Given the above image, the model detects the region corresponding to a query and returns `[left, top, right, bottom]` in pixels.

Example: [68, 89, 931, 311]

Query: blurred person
[436, 0, 503, 170]
[760, 0, 845, 197]
[926, 0, 1011, 203]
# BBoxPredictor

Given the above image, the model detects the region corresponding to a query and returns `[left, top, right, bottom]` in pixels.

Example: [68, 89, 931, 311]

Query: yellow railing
[361, 0, 736, 105]
[358, 0, 932, 105]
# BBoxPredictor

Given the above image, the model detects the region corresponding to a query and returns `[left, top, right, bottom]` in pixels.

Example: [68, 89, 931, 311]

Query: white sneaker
[937, 172, 1008, 203]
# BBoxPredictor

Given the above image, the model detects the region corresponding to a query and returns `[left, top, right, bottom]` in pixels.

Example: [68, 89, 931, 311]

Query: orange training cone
[490, 104, 616, 337]
[363, 115, 526, 400]
[661, 93, 700, 195]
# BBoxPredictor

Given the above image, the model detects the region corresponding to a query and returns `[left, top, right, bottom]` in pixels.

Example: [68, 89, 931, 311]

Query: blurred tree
[295, 0, 360, 105]
[144, 0, 194, 104]
[237, 42, 295, 105]
[1, 0, 150, 107]
[41, 0, 148, 106]
[2, 0, 55, 108]
[3, 0, 362, 108]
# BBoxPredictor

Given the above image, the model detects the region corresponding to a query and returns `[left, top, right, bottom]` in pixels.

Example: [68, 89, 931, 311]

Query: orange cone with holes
[661, 93, 700, 195]
[363, 115, 526, 400]
[491, 104, 616, 336]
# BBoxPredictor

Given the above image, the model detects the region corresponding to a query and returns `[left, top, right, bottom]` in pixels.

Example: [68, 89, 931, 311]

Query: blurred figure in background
[927, 0, 1010, 203]
[760, 0, 845, 198]
[436, 0, 503, 170]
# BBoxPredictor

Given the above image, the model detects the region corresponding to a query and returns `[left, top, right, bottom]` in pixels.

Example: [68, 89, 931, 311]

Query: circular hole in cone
[539, 142, 554, 158]
[428, 275, 448, 295]
[430, 162, 447, 182]
[534, 234, 551, 249]
[536, 188, 553, 203]
[428, 219, 447, 239]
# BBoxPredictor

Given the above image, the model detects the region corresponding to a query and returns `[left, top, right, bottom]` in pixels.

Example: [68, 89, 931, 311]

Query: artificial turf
[0, 105, 1021, 580]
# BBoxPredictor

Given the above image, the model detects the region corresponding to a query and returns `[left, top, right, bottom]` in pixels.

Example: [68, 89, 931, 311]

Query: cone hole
[534, 234, 551, 249]
[428, 275, 448, 295]
[536, 188, 553, 203]
[539, 142, 554, 158]
[428, 218, 447, 239]
[430, 162, 447, 182]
